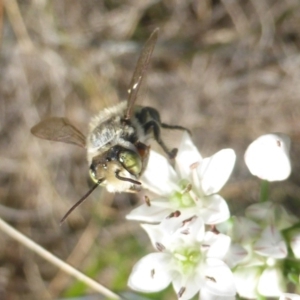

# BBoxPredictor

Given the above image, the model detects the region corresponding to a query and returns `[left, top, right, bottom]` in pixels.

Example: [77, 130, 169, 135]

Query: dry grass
[1, 0, 300, 299]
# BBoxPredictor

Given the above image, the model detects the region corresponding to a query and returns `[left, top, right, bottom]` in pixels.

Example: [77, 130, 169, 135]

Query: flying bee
[31, 29, 189, 223]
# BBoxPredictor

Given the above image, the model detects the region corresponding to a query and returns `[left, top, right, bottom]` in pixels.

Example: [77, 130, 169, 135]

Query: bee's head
[89, 146, 143, 192]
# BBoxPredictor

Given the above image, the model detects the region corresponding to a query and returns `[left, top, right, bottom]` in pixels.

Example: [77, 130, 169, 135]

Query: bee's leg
[161, 123, 192, 136]
[136, 106, 161, 124]
[137, 107, 191, 136]
[143, 120, 178, 159]
[136, 107, 191, 159]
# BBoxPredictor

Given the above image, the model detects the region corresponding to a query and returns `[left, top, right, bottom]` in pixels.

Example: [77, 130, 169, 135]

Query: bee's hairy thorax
[86, 101, 147, 164]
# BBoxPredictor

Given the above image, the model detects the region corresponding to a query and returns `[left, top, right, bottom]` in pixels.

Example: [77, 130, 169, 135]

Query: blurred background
[1, 0, 300, 299]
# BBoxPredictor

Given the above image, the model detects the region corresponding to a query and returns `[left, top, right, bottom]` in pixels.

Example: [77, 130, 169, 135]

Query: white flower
[244, 133, 291, 181]
[218, 211, 289, 298]
[128, 217, 236, 299]
[127, 132, 236, 225]
[231, 226, 287, 298]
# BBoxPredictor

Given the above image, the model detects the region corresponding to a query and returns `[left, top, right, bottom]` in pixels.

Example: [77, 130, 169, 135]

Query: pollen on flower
[181, 183, 192, 194]
[210, 225, 220, 234]
[178, 287, 186, 298]
[144, 195, 151, 206]
[201, 244, 210, 250]
[190, 161, 200, 170]
[180, 228, 190, 235]
[206, 276, 217, 283]
[151, 268, 155, 278]
[182, 216, 196, 226]
[155, 242, 165, 252]
[167, 210, 181, 218]
[179, 179, 192, 193]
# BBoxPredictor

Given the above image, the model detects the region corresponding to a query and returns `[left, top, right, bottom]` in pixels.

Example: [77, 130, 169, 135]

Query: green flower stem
[259, 180, 269, 202]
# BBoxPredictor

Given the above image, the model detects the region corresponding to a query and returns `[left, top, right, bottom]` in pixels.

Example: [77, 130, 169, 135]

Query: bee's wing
[125, 28, 159, 120]
[31, 117, 86, 148]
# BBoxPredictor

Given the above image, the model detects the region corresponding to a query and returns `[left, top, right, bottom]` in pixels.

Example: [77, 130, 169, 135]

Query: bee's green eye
[119, 150, 142, 175]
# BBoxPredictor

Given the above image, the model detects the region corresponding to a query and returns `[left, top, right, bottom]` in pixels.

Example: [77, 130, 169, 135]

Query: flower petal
[141, 223, 172, 251]
[197, 149, 236, 195]
[257, 267, 285, 297]
[231, 216, 261, 244]
[128, 252, 172, 292]
[244, 133, 291, 181]
[199, 289, 236, 300]
[204, 232, 231, 260]
[202, 258, 236, 296]
[175, 132, 202, 179]
[141, 150, 179, 195]
[233, 266, 260, 299]
[172, 271, 203, 300]
[160, 214, 205, 241]
[254, 225, 287, 259]
[199, 194, 230, 225]
[126, 201, 171, 223]
[224, 243, 248, 268]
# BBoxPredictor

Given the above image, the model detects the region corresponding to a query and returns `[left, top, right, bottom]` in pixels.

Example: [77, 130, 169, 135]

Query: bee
[31, 29, 189, 223]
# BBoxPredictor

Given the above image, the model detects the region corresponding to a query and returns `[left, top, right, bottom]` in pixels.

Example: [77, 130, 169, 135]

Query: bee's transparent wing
[31, 117, 86, 148]
[125, 28, 159, 120]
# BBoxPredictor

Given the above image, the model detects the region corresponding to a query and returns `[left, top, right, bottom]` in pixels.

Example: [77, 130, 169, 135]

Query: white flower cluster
[126, 132, 300, 300]
[218, 203, 299, 298]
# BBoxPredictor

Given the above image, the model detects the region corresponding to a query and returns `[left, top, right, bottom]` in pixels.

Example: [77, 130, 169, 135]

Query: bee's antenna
[115, 170, 141, 185]
[60, 179, 103, 225]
